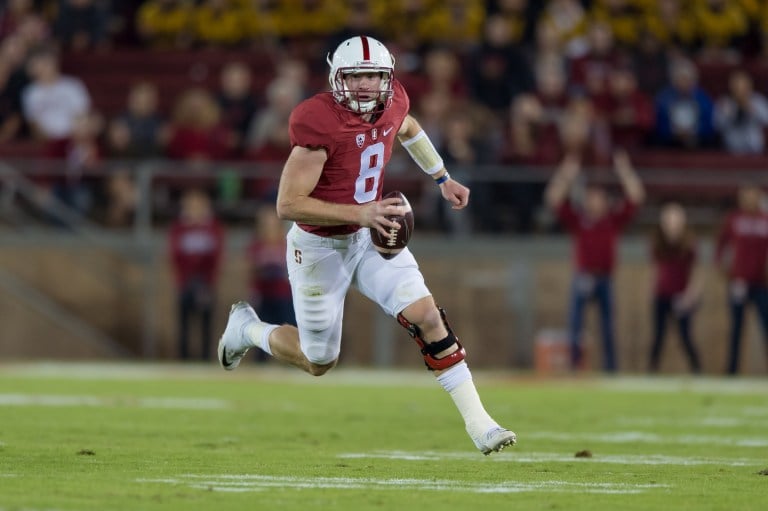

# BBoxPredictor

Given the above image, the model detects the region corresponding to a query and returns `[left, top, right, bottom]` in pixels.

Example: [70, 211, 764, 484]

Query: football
[370, 191, 414, 260]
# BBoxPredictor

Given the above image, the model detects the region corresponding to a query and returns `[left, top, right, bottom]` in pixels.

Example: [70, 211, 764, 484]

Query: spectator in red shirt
[166, 87, 234, 162]
[595, 64, 655, 151]
[649, 203, 702, 373]
[169, 189, 225, 360]
[545, 149, 645, 371]
[246, 203, 295, 362]
[568, 20, 621, 101]
[715, 185, 768, 375]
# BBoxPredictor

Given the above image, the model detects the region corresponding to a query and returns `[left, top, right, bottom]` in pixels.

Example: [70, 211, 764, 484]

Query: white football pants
[286, 223, 431, 364]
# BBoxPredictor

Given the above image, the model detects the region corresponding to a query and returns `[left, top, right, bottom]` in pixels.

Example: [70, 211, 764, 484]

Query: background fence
[0, 159, 766, 374]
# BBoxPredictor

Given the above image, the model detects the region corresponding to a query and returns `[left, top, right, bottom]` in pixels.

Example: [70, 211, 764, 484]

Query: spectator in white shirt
[715, 70, 768, 155]
[21, 46, 91, 142]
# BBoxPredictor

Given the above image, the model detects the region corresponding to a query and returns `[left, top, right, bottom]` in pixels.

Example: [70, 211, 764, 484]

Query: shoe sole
[482, 435, 517, 456]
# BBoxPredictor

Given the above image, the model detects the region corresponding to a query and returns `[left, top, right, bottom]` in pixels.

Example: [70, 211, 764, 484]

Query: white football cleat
[473, 426, 517, 455]
[217, 301, 259, 371]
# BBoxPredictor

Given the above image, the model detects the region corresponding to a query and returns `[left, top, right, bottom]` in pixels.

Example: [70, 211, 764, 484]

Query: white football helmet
[327, 35, 395, 114]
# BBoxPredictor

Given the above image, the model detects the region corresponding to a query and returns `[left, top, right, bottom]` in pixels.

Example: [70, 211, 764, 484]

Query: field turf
[0, 363, 766, 511]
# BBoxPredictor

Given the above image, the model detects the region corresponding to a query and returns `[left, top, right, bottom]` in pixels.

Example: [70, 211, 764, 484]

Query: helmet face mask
[327, 36, 395, 114]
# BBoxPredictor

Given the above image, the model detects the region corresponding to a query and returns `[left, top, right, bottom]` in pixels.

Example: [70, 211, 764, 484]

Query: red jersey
[716, 211, 768, 284]
[168, 219, 224, 287]
[653, 244, 696, 297]
[288, 79, 410, 236]
[557, 200, 637, 274]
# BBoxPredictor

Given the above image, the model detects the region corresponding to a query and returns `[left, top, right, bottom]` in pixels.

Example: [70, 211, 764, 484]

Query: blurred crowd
[4, 1, 766, 370]
[2, 0, 768, 230]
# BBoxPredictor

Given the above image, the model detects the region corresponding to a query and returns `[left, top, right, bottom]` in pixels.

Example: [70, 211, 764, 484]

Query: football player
[218, 36, 515, 455]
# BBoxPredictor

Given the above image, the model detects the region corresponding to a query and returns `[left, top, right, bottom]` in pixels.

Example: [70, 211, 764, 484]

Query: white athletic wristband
[401, 130, 444, 175]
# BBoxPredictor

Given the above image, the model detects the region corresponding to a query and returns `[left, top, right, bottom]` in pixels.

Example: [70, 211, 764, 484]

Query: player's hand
[360, 197, 406, 238]
[440, 178, 470, 210]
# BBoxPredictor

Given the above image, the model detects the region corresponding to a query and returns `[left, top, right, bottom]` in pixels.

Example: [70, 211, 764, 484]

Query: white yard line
[742, 406, 768, 417]
[0, 393, 230, 410]
[0, 508, 66, 511]
[616, 416, 768, 428]
[337, 450, 762, 466]
[589, 377, 768, 394]
[526, 431, 768, 447]
[137, 474, 669, 495]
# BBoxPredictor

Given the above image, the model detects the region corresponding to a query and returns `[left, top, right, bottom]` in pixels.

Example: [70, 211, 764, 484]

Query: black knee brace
[397, 307, 466, 371]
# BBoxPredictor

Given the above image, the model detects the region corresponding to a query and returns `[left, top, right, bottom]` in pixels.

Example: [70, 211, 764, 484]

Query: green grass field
[0, 363, 766, 511]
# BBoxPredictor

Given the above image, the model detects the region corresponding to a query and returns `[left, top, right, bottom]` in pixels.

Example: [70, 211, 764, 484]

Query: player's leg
[218, 225, 352, 376]
[355, 242, 515, 455]
[219, 301, 336, 375]
[398, 296, 516, 454]
[649, 295, 670, 372]
[726, 283, 747, 374]
[675, 310, 701, 373]
[595, 276, 617, 372]
[177, 286, 194, 360]
[567, 274, 590, 369]
[200, 297, 213, 361]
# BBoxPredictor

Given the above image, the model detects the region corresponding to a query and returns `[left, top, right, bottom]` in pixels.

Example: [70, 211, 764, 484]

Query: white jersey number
[354, 142, 385, 203]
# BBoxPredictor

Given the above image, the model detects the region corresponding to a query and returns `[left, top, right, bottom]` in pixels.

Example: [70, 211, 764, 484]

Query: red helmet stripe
[360, 35, 370, 60]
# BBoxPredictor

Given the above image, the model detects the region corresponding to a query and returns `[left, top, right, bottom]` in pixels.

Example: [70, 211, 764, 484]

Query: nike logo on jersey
[383, 127, 393, 136]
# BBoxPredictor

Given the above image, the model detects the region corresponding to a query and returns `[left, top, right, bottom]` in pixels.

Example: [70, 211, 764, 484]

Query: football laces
[386, 224, 399, 246]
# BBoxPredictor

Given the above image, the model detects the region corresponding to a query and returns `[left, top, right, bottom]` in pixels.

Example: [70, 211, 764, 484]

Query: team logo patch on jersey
[356, 133, 365, 147]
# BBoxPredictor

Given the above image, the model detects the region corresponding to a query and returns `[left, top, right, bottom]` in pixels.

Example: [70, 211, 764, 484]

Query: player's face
[584, 187, 608, 218]
[739, 186, 763, 213]
[660, 203, 686, 240]
[344, 72, 382, 101]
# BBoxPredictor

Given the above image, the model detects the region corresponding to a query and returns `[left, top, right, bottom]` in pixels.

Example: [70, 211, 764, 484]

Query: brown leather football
[370, 191, 414, 260]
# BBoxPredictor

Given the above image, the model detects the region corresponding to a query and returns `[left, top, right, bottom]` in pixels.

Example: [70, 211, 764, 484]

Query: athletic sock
[436, 361, 497, 438]
[243, 321, 278, 356]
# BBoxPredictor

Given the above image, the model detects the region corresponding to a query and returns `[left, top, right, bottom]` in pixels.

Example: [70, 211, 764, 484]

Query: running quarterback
[218, 35, 516, 455]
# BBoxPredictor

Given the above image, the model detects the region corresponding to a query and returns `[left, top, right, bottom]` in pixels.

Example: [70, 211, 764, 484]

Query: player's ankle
[244, 322, 277, 354]
[466, 420, 501, 440]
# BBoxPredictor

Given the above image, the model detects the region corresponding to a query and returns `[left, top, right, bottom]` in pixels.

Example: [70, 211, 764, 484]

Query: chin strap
[397, 307, 466, 371]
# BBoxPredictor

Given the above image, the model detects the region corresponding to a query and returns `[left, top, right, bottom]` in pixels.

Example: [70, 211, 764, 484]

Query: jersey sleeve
[288, 98, 337, 155]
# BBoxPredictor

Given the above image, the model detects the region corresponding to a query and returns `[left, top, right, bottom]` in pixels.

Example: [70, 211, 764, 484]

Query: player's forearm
[614, 152, 645, 203]
[546, 154, 580, 208]
[276, 195, 362, 226]
[618, 170, 645, 204]
[544, 172, 572, 208]
[398, 115, 448, 181]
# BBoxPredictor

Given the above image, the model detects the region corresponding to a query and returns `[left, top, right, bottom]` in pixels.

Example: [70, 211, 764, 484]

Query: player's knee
[397, 305, 466, 371]
[419, 306, 446, 334]
[407, 305, 444, 338]
[400, 297, 439, 329]
[302, 344, 339, 375]
[307, 359, 337, 377]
